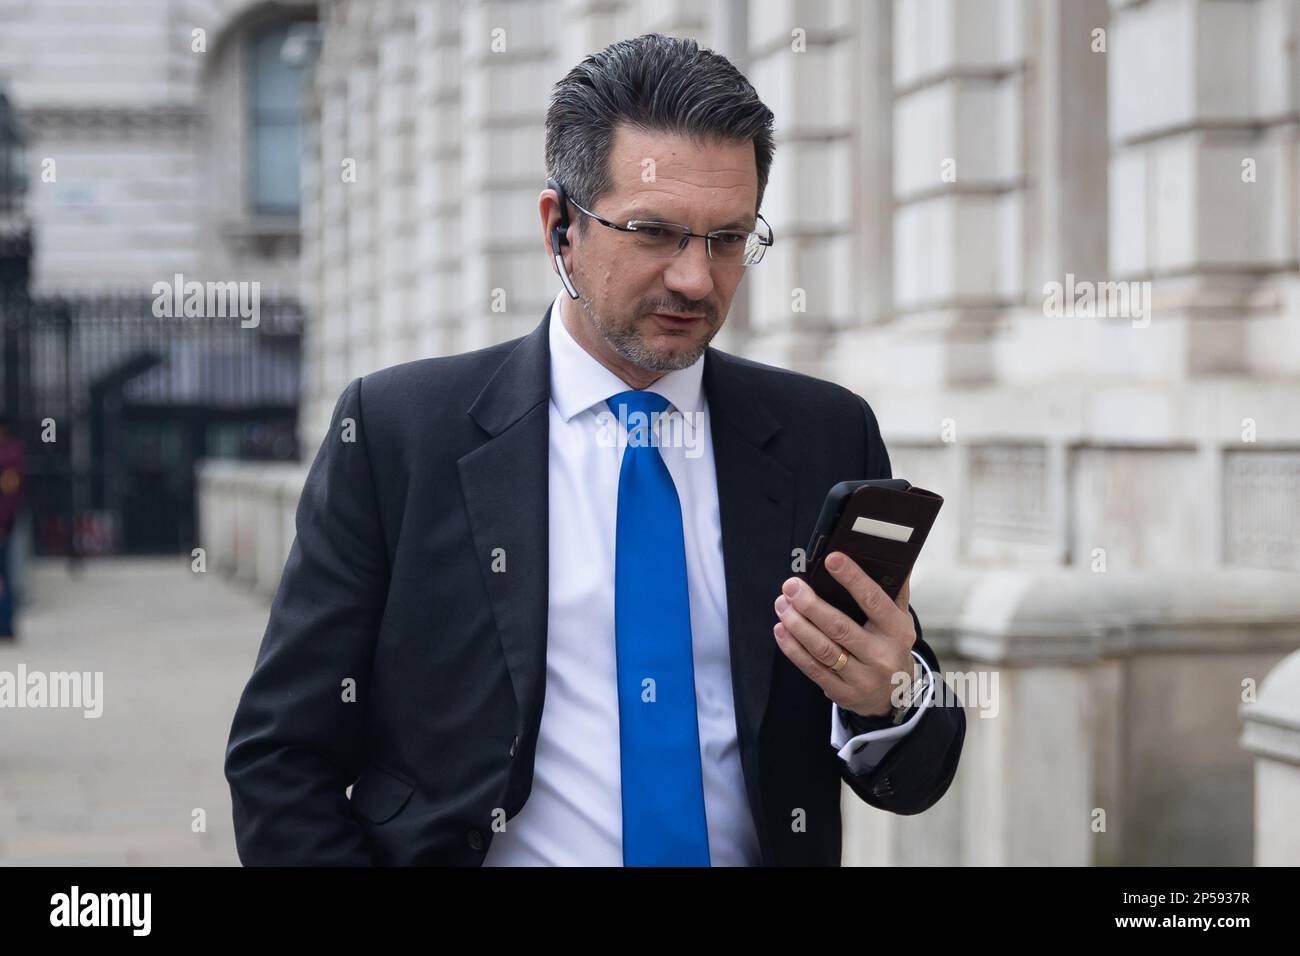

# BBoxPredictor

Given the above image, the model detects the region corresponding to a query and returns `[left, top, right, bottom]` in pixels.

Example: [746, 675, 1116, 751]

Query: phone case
[799, 478, 944, 624]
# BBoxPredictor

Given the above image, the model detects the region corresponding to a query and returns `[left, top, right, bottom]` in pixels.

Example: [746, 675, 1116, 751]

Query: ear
[540, 189, 567, 258]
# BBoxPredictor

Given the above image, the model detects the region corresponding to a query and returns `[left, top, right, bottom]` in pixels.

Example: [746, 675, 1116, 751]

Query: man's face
[543, 124, 758, 386]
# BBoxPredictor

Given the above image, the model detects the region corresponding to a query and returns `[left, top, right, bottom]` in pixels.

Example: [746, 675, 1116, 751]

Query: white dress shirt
[481, 289, 932, 866]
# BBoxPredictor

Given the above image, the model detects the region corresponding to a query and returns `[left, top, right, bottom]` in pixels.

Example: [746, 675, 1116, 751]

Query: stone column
[458, 0, 558, 350]
[374, 0, 419, 369]
[307, 1, 352, 447]
[1107, 0, 1298, 378]
[1099, 0, 1300, 577]
[297, 11, 329, 452]
[886, 0, 1027, 389]
[1240, 648, 1300, 865]
[343, 2, 378, 376]
[743, 0, 860, 374]
[555, 0, 639, 72]
[414, 0, 464, 358]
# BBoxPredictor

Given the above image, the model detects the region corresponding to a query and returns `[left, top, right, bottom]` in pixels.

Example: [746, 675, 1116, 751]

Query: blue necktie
[607, 389, 710, 866]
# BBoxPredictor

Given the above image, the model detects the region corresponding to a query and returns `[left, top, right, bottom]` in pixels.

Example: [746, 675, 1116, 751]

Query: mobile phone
[799, 478, 944, 624]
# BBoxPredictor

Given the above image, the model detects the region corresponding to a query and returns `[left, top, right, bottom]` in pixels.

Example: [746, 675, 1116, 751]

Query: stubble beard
[578, 295, 717, 373]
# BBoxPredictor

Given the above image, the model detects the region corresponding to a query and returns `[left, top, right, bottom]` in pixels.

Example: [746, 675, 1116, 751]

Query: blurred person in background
[0, 413, 25, 640]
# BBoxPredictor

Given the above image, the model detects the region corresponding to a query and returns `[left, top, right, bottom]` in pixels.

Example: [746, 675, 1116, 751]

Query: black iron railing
[0, 290, 304, 556]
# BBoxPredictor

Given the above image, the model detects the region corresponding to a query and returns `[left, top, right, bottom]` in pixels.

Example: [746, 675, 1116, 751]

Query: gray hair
[545, 33, 776, 236]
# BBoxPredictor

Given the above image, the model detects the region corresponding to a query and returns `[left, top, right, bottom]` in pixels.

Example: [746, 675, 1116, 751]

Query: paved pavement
[0, 557, 271, 865]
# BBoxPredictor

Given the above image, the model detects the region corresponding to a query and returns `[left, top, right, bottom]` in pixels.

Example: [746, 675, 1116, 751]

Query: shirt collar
[547, 287, 705, 423]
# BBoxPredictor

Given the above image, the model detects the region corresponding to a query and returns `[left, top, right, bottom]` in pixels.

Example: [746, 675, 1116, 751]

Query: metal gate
[0, 288, 303, 556]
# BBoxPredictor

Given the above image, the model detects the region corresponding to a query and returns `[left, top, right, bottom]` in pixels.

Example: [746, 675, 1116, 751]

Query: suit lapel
[703, 349, 795, 831]
[457, 303, 553, 734]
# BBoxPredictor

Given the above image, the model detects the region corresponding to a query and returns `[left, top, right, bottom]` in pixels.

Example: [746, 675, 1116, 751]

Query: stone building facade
[18, 0, 1291, 865]
[0, 0, 320, 556]
[0, 0, 318, 294]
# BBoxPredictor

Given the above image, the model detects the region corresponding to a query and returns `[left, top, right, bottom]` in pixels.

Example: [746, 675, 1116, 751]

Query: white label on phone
[851, 515, 913, 542]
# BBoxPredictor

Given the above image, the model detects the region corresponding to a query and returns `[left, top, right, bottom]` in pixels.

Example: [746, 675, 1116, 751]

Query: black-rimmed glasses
[565, 195, 774, 266]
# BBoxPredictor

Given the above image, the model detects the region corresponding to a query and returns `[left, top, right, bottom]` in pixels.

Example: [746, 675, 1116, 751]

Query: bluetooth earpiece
[547, 177, 581, 300]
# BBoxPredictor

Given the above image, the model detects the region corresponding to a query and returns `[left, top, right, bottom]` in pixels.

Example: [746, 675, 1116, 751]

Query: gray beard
[579, 297, 714, 372]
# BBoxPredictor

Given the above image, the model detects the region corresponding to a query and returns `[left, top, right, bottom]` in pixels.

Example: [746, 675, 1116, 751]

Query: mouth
[649, 311, 706, 328]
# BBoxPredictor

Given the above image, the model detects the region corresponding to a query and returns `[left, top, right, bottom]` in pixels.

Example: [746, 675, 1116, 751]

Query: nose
[661, 235, 715, 304]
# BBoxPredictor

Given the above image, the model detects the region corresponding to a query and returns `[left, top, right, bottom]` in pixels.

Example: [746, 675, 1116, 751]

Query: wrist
[840, 700, 906, 734]
[841, 657, 927, 732]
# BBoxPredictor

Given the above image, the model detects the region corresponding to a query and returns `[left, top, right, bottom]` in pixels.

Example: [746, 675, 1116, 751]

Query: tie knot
[606, 389, 672, 420]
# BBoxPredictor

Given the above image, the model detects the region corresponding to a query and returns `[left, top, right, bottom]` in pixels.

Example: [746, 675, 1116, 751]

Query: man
[225, 33, 963, 866]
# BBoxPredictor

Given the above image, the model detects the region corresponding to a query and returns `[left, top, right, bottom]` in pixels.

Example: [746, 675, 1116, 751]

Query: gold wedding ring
[830, 650, 849, 673]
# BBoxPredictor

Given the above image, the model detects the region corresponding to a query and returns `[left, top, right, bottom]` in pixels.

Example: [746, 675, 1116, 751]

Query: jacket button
[509, 735, 519, 758]
[467, 829, 484, 851]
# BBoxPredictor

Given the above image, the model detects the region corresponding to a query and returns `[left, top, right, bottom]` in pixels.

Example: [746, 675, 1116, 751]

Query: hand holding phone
[771, 478, 944, 720]
[800, 478, 943, 625]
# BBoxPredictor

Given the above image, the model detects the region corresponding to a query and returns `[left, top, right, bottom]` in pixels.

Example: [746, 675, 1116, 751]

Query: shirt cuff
[829, 650, 936, 776]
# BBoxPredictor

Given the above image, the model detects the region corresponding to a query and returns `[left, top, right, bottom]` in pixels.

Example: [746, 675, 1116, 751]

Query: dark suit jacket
[224, 301, 965, 866]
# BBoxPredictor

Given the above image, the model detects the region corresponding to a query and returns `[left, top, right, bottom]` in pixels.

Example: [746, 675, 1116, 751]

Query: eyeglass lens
[629, 223, 766, 265]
